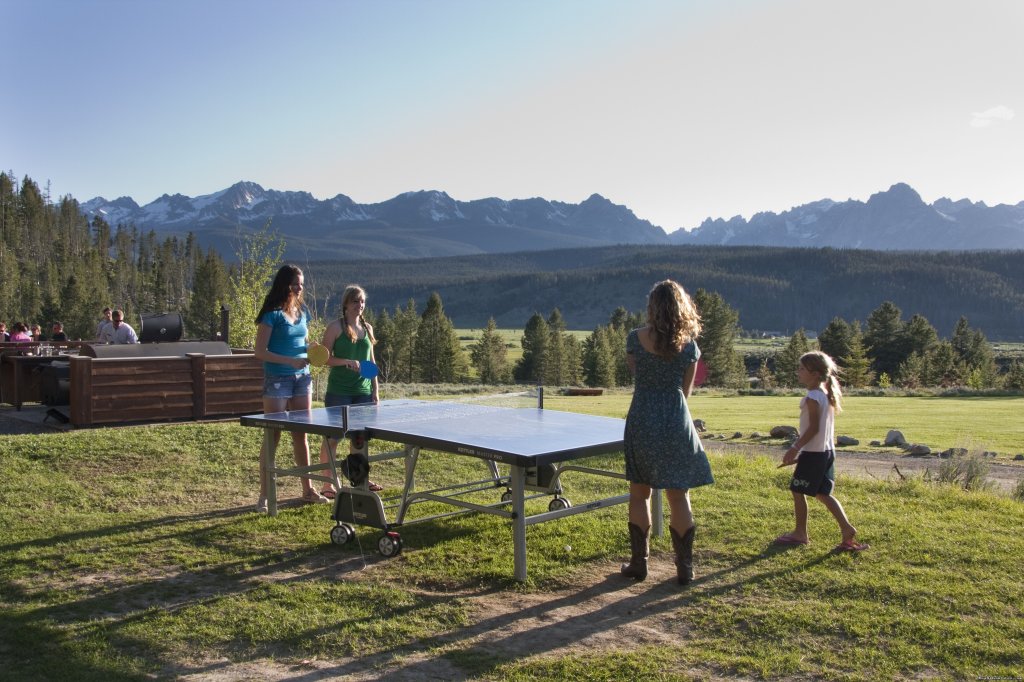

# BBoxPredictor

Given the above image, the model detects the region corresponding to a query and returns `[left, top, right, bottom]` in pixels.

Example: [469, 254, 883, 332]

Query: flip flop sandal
[320, 488, 337, 500]
[368, 481, 384, 492]
[835, 539, 870, 552]
[773, 534, 809, 545]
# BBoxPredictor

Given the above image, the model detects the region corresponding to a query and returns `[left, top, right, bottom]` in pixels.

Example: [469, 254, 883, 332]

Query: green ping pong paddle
[307, 343, 330, 367]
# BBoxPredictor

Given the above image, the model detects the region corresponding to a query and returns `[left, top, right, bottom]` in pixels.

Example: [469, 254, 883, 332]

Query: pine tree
[582, 325, 617, 388]
[774, 329, 812, 387]
[818, 317, 853, 365]
[543, 308, 580, 386]
[413, 292, 464, 383]
[388, 300, 421, 383]
[864, 301, 908, 379]
[187, 249, 228, 340]
[842, 322, 874, 387]
[1004, 360, 1024, 390]
[755, 358, 774, 390]
[471, 318, 511, 384]
[514, 313, 549, 382]
[948, 318, 999, 387]
[896, 352, 927, 388]
[902, 313, 939, 358]
[926, 340, 960, 387]
[692, 289, 745, 387]
[607, 308, 640, 387]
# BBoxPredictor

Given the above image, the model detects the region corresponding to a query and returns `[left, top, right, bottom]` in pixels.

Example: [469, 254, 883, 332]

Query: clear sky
[3, 0, 1021, 231]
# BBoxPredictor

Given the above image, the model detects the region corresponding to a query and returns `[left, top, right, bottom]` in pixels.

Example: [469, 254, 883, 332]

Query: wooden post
[69, 356, 93, 427]
[219, 305, 230, 345]
[189, 353, 207, 420]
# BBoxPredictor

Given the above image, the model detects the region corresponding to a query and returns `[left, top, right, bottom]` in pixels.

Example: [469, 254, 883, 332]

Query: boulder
[884, 430, 907, 447]
[751, 432, 762, 439]
[1014, 454, 1024, 461]
[939, 447, 967, 459]
[770, 425, 798, 439]
[983, 451, 998, 458]
[836, 435, 859, 447]
[869, 440, 882, 447]
[907, 444, 931, 456]
[732, 432, 743, 439]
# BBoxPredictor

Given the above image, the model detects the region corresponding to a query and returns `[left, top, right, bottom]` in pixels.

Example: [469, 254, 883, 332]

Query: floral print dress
[623, 328, 714, 489]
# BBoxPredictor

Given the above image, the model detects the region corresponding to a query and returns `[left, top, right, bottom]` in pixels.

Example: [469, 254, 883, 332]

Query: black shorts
[789, 450, 836, 496]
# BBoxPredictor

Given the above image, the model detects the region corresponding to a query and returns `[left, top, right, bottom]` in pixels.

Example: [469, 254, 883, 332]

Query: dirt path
[704, 441, 1024, 493]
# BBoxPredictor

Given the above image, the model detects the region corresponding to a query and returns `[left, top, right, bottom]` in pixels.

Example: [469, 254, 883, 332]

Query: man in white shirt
[101, 309, 139, 344]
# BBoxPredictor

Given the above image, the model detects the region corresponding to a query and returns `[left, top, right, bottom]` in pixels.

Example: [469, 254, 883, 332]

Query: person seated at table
[100, 310, 139, 344]
[0, 321, 9, 342]
[30, 323, 45, 341]
[96, 307, 113, 340]
[9, 322, 31, 341]
[50, 322, 69, 342]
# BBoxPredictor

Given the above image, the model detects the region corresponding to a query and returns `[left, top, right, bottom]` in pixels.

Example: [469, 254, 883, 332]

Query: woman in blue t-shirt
[253, 264, 329, 512]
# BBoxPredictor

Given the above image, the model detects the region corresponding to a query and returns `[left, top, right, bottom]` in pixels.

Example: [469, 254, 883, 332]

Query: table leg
[12, 364, 23, 410]
[511, 464, 527, 581]
[651, 488, 663, 537]
[261, 428, 279, 516]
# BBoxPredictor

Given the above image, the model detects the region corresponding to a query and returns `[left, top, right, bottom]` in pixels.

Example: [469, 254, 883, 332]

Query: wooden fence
[68, 352, 263, 427]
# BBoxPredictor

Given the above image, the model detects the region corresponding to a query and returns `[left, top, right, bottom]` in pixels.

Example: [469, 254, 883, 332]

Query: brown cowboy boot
[620, 522, 650, 581]
[670, 525, 695, 585]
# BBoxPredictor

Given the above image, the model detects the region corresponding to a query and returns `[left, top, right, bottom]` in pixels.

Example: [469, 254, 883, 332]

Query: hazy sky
[3, 0, 1021, 231]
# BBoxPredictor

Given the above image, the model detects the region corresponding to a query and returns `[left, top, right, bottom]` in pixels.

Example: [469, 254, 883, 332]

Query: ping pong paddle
[307, 343, 330, 367]
[359, 360, 379, 379]
[693, 357, 708, 386]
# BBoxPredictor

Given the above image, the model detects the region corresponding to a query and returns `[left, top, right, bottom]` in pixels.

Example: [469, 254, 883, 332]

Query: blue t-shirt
[259, 308, 310, 376]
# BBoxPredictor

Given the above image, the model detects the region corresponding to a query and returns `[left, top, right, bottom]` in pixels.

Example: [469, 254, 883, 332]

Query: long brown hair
[646, 280, 701, 358]
[255, 264, 304, 323]
[800, 350, 843, 412]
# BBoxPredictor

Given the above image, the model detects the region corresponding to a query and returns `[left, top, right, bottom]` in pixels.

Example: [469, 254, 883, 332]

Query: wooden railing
[67, 352, 264, 427]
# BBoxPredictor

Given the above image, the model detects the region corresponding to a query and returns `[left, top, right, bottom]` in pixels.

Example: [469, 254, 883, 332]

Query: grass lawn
[543, 391, 1024, 459]
[1, 393, 1022, 680]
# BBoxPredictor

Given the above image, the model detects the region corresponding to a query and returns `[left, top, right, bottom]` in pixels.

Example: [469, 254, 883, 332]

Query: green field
[539, 391, 1024, 459]
[1, 392, 1022, 680]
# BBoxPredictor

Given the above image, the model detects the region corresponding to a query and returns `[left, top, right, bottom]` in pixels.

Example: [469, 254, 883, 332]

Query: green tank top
[326, 330, 373, 396]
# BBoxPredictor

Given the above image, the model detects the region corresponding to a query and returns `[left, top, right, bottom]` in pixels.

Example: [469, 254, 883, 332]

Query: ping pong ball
[564, 545, 572, 552]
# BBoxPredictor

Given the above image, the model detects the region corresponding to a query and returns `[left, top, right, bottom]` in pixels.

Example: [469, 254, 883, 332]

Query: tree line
[2, 170, 1021, 390]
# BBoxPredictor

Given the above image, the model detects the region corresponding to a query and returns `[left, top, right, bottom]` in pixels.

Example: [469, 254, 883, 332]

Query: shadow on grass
[233, 542, 841, 680]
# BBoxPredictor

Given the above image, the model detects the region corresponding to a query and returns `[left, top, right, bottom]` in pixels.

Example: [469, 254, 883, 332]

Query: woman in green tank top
[318, 285, 382, 495]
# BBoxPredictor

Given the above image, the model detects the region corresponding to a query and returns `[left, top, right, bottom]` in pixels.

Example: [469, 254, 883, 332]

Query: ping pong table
[240, 398, 635, 581]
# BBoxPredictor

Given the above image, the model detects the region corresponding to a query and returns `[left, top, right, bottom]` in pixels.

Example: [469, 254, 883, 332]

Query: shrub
[1012, 479, 1024, 503]
[933, 453, 995, 492]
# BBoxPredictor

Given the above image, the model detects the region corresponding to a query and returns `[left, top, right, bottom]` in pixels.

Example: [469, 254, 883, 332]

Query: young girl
[317, 284, 383, 497]
[776, 351, 868, 551]
[253, 264, 329, 512]
[621, 280, 714, 584]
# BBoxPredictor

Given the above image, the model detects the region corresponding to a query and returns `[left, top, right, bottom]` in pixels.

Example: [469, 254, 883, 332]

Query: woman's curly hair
[646, 280, 701, 357]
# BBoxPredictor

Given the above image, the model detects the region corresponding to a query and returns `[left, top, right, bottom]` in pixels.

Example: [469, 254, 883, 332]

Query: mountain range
[80, 182, 1024, 259]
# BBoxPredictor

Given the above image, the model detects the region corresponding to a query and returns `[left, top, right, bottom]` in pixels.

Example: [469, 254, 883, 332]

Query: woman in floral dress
[621, 280, 713, 585]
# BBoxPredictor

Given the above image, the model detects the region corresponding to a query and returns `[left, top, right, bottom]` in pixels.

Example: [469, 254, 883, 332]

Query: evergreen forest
[3, 171, 1023, 391]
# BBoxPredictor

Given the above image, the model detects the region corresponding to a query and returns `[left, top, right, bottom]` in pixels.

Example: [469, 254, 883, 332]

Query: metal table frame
[241, 398, 653, 581]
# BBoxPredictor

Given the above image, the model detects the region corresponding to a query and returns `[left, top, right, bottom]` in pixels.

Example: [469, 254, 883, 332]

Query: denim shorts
[263, 372, 312, 399]
[324, 392, 374, 407]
